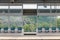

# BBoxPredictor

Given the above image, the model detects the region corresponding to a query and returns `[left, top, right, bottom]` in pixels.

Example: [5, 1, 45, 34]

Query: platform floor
[0, 39, 60, 40]
[0, 35, 60, 39]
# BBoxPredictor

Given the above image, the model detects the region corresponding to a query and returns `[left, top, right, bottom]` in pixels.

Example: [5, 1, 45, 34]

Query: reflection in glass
[10, 6, 22, 9]
[38, 16, 56, 28]
[38, 6, 50, 13]
[9, 9, 22, 13]
[38, 16, 50, 28]
[38, 6, 50, 9]
[0, 6, 22, 13]
[23, 16, 37, 32]
[38, 9, 50, 13]
[38, 5, 60, 13]
[0, 6, 8, 13]
[0, 16, 9, 28]
[57, 16, 60, 27]
[9, 16, 22, 28]
[50, 16, 56, 27]
[9, 6, 22, 13]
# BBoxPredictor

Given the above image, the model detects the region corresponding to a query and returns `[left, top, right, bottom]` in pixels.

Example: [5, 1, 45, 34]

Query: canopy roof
[0, 0, 60, 3]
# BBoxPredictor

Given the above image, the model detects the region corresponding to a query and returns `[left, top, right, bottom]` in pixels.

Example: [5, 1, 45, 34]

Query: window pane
[38, 16, 56, 27]
[9, 6, 22, 13]
[0, 6, 8, 9]
[51, 9, 57, 13]
[55, 6, 60, 13]
[0, 6, 8, 13]
[50, 16, 56, 27]
[38, 9, 50, 13]
[38, 16, 50, 27]
[9, 16, 22, 27]
[57, 9, 60, 13]
[10, 6, 22, 9]
[38, 6, 50, 9]
[51, 6, 57, 13]
[38, 6, 50, 13]
[56, 6, 60, 9]
[51, 6, 55, 9]
[0, 16, 9, 28]
[23, 16, 37, 32]
[57, 16, 60, 27]
[9, 9, 22, 13]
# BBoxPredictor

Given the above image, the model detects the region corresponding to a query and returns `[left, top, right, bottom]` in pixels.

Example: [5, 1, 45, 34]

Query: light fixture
[44, 5, 47, 8]
[43, 3, 47, 8]
[43, 0, 47, 8]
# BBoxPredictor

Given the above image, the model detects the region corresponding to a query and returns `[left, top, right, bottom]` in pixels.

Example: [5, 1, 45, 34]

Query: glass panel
[38, 16, 56, 28]
[50, 16, 56, 27]
[10, 6, 22, 9]
[38, 6, 50, 9]
[9, 6, 22, 13]
[0, 6, 8, 13]
[51, 9, 57, 13]
[57, 16, 60, 27]
[0, 6, 8, 9]
[9, 9, 21, 13]
[56, 6, 60, 9]
[23, 4, 37, 9]
[56, 6, 60, 13]
[57, 9, 60, 13]
[38, 5, 60, 13]
[23, 16, 37, 32]
[51, 6, 57, 13]
[0, 16, 9, 28]
[38, 9, 50, 13]
[9, 16, 22, 28]
[38, 6, 50, 13]
[51, 6, 55, 9]
[38, 16, 50, 28]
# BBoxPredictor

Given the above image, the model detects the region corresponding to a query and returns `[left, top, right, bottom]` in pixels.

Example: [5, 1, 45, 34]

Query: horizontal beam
[0, 0, 60, 3]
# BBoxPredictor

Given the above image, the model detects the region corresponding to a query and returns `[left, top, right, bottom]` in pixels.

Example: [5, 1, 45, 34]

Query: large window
[0, 16, 9, 28]
[38, 16, 56, 28]
[57, 16, 60, 27]
[9, 16, 22, 28]
[23, 16, 37, 32]
[50, 16, 56, 27]
[38, 16, 50, 27]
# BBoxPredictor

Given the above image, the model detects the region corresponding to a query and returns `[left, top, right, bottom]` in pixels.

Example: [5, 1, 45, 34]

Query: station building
[0, 0, 60, 36]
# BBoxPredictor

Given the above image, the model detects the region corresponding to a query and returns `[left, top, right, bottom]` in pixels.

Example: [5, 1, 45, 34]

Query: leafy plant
[57, 18, 60, 27]
[23, 24, 31, 32]
[23, 16, 36, 32]
[42, 22, 49, 27]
